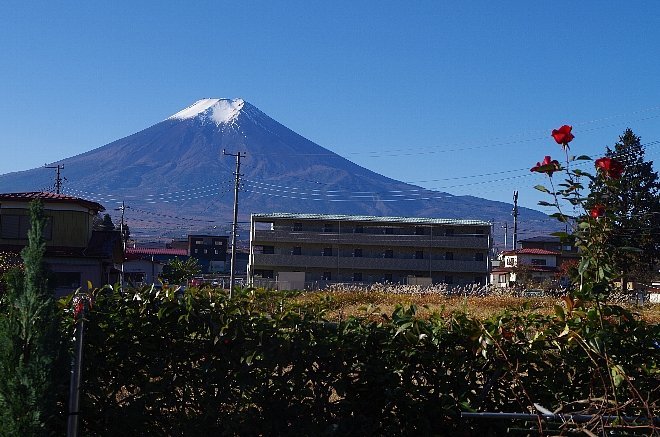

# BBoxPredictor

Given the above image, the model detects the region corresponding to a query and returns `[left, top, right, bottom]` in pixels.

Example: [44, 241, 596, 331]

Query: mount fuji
[0, 98, 555, 243]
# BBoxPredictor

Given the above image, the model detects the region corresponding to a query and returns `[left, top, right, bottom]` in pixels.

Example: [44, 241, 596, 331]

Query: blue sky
[1, 1, 659, 212]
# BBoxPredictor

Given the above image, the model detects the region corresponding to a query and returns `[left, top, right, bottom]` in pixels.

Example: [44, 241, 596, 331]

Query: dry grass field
[291, 285, 660, 324]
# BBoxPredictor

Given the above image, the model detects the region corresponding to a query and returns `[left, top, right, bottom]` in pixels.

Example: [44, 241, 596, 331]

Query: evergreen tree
[160, 257, 201, 285]
[101, 213, 115, 231]
[0, 200, 58, 435]
[589, 129, 660, 288]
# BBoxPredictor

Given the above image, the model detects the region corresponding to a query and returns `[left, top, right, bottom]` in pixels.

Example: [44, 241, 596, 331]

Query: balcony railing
[251, 230, 489, 249]
[250, 254, 487, 273]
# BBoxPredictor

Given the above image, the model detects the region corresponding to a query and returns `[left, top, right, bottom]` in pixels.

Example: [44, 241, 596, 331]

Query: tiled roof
[0, 192, 104, 212]
[252, 212, 491, 226]
[519, 235, 560, 243]
[126, 247, 188, 256]
[502, 248, 561, 256]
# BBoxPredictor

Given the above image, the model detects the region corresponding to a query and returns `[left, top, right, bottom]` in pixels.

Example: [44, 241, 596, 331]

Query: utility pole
[223, 150, 245, 299]
[44, 164, 64, 194]
[502, 222, 508, 250]
[512, 191, 519, 250]
[117, 202, 126, 292]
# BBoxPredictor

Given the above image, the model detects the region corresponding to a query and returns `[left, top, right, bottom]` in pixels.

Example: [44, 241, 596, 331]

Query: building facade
[124, 247, 189, 285]
[0, 192, 122, 296]
[248, 213, 491, 288]
[491, 248, 561, 287]
[188, 235, 228, 273]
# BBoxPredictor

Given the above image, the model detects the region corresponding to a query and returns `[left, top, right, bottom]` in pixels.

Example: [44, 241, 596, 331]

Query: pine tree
[101, 213, 115, 231]
[0, 200, 58, 435]
[589, 129, 660, 289]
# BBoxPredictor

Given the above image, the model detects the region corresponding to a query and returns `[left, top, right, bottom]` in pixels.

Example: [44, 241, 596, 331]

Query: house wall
[46, 257, 104, 297]
[124, 259, 163, 285]
[249, 215, 491, 287]
[0, 204, 93, 247]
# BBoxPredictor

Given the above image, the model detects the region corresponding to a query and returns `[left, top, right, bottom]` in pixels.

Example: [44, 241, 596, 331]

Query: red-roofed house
[123, 247, 189, 285]
[0, 192, 123, 295]
[491, 248, 561, 288]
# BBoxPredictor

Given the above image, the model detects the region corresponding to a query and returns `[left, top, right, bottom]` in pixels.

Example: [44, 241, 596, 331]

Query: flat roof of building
[252, 212, 491, 226]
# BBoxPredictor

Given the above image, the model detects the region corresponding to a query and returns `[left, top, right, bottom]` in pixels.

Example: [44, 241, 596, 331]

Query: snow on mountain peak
[168, 98, 245, 124]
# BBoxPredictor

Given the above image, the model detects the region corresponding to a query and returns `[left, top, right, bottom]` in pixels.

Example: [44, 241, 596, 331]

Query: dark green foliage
[100, 213, 115, 231]
[63, 286, 658, 435]
[0, 200, 65, 436]
[160, 257, 201, 285]
[590, 129, 660, 286]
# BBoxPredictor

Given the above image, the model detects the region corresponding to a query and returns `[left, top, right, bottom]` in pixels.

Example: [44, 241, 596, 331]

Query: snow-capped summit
[168, 98, 245, 124]
[0, 97, 556, 240]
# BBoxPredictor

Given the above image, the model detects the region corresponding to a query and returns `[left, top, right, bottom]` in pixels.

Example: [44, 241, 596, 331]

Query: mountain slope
[0, 98, 556, 244]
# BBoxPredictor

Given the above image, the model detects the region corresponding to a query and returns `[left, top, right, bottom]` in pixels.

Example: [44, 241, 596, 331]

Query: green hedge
[60, 286, 658, 436]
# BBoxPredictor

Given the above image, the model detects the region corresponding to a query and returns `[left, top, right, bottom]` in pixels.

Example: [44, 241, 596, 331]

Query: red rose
[595, 157, 624, 179]
[590, 204, 605, 218]
[551, 125, 575, 146]
[530, 155, 560, 176]
[73, 301, 85, 319]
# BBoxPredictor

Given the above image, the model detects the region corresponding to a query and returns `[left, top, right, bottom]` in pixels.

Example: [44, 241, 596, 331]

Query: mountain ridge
[0, 98, 558, 245]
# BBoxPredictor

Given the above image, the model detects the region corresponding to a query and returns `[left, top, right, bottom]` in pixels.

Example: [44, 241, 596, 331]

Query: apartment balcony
[251, 230, 489, 249]
[250, 254, 488, 273]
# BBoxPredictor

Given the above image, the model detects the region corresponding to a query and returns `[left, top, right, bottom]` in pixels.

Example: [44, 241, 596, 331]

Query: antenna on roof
[44, 164, 64, 194]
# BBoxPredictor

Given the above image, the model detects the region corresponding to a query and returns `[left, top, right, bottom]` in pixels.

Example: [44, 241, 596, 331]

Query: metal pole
[512, 191, 519, 249]
[461, 411, 660, 425]
[67, 293, 88, 437]
[223, 150, 244, 298]
[119, 202, 125, 292]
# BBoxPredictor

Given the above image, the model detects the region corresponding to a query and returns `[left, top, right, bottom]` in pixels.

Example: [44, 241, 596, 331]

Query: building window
[1, 215, 52, 240]
[353, 272, 362, 282]
[498, 274, 507, 283]
[506, 257, 515, 266]
[385, 227, 394, 235]
[262, 246, 275, 255]
[292, 246, 302, 255]
[194, 239, 204, 245]
[214, 249, 219, 255]
[53, 272, 81, 289]
[353, 248, 362, 257]
[384, 249, 393, 258]
[322, 271, 332, 281]
[204, 249, 208, 254]
[415, 226, 425, 235]
[255, 269, 274, 279]
[194, 249, 198, 254]
[563, 245, 572, 251]
[475, 252, 484, 261]
[445, 228, 454, 236]
[445, 275, 454, 284]
[354, 225, 364, 233]
[531, 258, 547, 266]
[445, 251, 454, 260]
[323, 223, 334, 233]
[415, 250, 424, 260]
[213, 239, 224, 246]
[293, 222, 303, 231]
[323, 247, 333, 256]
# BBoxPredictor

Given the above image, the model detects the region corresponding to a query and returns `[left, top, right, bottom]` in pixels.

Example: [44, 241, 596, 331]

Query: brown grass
[292, 289, 660, 324]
